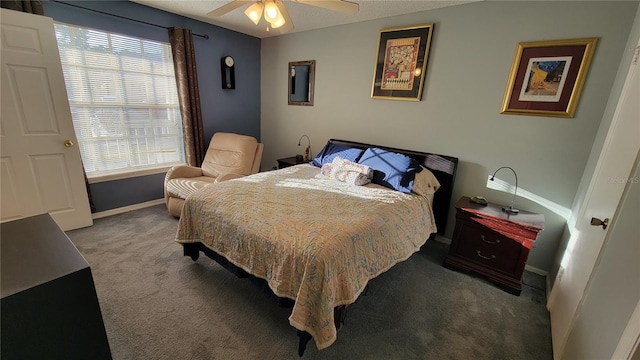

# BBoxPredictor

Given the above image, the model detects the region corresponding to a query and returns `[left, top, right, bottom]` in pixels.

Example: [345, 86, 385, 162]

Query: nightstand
[277, 156, 307, 169]
[443, 196, 544, 295]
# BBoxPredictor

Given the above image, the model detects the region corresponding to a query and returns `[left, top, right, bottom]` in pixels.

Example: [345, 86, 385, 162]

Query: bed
[175, 139, 458, 355]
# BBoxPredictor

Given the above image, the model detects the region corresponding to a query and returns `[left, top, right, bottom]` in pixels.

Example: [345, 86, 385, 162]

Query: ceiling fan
[207, 0, 359, 34]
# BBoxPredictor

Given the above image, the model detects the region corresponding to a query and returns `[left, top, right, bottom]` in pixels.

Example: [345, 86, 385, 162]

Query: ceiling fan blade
[275, 0, 295, 33]
[207, 0, 252, 17]
[292, 0, 359, 14]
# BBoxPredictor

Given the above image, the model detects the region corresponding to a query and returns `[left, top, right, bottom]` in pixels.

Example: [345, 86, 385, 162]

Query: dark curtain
[168, 27, 206, 167]
[0, 0, 43, 15]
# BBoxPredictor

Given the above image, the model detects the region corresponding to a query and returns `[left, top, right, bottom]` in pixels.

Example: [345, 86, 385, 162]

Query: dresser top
[456, 196, 545, 231]
[1, 214, 89, 298]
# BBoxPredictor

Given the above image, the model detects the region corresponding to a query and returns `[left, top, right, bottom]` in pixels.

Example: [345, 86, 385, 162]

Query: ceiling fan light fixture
[264, 0, 280, 22]
[270, 13, 286, 28]
[244, 2, 264, 25]
[209, 0, 355, 34]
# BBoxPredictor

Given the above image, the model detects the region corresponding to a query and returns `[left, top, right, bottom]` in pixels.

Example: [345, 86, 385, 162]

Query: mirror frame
[288, 60, 315, 106]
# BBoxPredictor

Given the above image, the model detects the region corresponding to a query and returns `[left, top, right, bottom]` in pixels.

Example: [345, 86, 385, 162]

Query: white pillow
[412, 166, 441, 196]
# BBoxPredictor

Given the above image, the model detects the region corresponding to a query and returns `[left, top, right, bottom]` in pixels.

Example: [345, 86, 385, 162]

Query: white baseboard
[92, 199, 165, 219]
[546, 275, 553, 307]
[434, 234, 451, 244]
[525, 264, 548, 277]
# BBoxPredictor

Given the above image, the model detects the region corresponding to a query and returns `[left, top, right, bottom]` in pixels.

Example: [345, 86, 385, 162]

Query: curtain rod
[50, 0, 210, 39]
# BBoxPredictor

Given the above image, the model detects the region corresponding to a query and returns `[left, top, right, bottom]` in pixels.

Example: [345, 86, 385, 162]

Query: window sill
[87, 164, 186, 184]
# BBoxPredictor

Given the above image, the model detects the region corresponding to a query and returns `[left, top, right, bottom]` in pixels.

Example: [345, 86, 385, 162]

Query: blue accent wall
[43, 0, 261, 212]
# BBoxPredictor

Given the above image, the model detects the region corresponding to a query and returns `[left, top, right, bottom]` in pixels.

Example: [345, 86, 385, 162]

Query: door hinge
[633, 46, 640, 65]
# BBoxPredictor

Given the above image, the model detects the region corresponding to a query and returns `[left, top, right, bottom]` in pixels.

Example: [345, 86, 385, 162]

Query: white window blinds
[54, 23, 185, 179]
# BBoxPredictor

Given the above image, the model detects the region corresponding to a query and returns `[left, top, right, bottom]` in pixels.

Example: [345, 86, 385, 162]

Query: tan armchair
[164, 132, 263, 217]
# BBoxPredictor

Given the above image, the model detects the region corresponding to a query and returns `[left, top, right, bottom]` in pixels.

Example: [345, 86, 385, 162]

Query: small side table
[277, 156, 308, 169]
[443, 196, 545, 295]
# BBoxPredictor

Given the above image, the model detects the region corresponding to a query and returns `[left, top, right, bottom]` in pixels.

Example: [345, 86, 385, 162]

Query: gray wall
[260, 1, 639, 271]
[44, 0, 261, 212]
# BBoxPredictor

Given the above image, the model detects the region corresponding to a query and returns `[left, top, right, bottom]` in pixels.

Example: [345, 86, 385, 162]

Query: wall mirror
[288, 60, 315, 106]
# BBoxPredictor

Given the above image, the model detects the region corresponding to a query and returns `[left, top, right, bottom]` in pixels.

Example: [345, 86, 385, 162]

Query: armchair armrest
[214, 172, 245, 183]
[165, 165, 203, 182]
[164, 165, 204, 203]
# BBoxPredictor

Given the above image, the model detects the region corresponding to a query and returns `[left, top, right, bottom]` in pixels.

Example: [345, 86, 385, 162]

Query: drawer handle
[480, 235, 500, 245]
[476, 250, 496, 260]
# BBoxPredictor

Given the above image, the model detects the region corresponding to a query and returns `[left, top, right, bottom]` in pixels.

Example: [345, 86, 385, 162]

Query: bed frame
[182, 139, 458, 356]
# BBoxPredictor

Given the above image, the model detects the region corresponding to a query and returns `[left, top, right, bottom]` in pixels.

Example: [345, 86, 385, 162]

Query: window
[54, 23, 184, 180]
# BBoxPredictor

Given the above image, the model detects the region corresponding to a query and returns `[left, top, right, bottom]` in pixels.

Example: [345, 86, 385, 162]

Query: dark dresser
[443, 196, 545, 295]
[1, 214, 112, 359]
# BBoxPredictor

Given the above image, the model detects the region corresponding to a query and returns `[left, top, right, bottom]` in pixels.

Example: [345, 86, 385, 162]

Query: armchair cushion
[201, 133, 259, 178]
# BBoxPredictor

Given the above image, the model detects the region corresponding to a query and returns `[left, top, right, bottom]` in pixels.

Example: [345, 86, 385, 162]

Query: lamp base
[502, 206, 519, 215]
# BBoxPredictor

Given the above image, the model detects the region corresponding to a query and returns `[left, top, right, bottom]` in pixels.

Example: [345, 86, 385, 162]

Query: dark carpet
[66, 204, 552, 360]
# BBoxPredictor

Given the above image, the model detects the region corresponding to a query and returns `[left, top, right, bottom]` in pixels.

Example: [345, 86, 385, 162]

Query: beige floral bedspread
[175, 164, 437, 350]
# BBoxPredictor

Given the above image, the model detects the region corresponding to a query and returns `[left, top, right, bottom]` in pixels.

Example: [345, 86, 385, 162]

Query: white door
[561, 151, 640, 359]
[548, 41, 640, 358]
[1, 9, 92, 230]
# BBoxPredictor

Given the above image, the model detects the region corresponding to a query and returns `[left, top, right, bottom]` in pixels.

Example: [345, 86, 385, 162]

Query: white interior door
[1, 9, 92, 230]
[548, 41, 640, 358]
[562, 150, 640, 359]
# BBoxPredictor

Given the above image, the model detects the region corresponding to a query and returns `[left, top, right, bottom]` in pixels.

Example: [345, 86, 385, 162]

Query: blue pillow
[357, 147, 419, 193]
[311, 143, 364, 167]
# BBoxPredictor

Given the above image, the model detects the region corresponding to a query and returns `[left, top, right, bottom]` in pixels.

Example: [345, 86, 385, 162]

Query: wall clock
[221, 55, 235, 89]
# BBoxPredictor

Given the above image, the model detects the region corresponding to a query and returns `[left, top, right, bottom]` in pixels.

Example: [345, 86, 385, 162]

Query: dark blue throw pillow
[311, 143, 364, 167]
[357, 147, 419, 193]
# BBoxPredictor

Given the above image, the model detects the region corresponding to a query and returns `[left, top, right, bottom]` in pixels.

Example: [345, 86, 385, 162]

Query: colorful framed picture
[500, 38, 598, 118]
[371, 24, 434, 101]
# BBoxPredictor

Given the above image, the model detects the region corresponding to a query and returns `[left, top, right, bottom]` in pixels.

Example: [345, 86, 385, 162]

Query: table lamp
[490, 166, 519, 215]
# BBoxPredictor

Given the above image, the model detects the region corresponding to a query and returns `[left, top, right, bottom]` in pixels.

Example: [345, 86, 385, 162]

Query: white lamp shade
[270, 13, 286, 28]
[264, 0, 280, 22]
[244, 2, 264, 25]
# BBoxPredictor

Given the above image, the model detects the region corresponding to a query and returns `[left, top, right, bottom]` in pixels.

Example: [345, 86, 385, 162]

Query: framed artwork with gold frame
[371, 24, 434, 101]
[500, 37, 598, 118]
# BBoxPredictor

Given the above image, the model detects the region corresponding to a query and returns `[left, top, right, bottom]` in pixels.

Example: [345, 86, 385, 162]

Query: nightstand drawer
[454, 223, 521, 274]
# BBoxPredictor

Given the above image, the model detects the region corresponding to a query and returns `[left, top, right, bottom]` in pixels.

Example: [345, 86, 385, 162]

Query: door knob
[590, 217, 609, 230]
[64, 140, 74, 147]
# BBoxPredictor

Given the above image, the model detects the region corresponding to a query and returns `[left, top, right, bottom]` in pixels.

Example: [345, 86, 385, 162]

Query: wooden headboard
[328, 139, 458, 237]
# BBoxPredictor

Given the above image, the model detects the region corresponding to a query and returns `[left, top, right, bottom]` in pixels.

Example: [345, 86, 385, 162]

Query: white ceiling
[133, 0, 477, 38]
